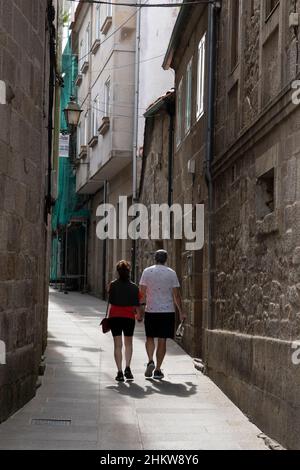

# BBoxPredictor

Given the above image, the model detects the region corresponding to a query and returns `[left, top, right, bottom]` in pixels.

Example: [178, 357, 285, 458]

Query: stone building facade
[71, 0, 178, 296]
[0, 0, 57, 422]
[137, 90, 204, 357]
[137, 92, 175, 276]
[209, 0, 300, 450]
[159, 0, 300, 449]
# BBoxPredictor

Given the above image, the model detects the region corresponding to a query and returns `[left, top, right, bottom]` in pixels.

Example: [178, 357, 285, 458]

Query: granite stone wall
[0, 0, 50, 422]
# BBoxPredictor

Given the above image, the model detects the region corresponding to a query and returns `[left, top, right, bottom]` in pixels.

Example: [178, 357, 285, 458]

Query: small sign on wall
[0, 80, 6, 104]
[59, 134, 70, 158]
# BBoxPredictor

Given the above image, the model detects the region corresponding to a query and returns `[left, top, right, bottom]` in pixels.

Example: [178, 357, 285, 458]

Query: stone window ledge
[98, 117, 110, 136]
[256, 211, 279, 236]
[79, 145, 88, 159]
[101, 16, 112, 36]
[75, 74, 83, 87]
[88, 135, 98, 148]
[91, 39, 101, 55]
[80, 61, 89, 74]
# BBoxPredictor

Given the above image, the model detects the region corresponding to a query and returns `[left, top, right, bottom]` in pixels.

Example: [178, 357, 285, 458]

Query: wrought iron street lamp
[64, 96, 82, 128]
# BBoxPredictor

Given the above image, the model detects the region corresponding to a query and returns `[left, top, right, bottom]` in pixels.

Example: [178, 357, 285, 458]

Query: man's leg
[145, 337, 156, 378]
[146, 337, 155, 362]
[156, 338, 167, 370]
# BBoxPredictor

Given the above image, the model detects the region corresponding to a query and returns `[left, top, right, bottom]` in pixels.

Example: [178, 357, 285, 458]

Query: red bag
[100, 302, 110, 334]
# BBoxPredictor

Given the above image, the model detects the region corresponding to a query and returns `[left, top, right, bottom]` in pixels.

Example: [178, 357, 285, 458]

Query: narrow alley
[0, 289, 268, 451]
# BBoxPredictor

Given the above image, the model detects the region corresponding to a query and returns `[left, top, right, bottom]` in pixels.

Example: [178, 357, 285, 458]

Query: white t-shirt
[140, 265, 180, 313]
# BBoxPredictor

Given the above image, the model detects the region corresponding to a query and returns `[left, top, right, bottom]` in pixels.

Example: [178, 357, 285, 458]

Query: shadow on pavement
[105, 379, 197, 399]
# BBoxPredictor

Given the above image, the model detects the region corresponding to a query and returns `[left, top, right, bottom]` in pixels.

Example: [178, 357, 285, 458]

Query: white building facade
[71, 0, 178, 294]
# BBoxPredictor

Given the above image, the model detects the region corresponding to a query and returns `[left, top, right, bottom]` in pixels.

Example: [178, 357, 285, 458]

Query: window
[93, 96, 100, 135]
[85, 23, 90, 57]
[79, 39, 84, 69]
[95, 5, 101, 39]
[185, 58, 193, 134]
[82, 111, 88, 145]
[196, 33, 206, 119]
[104, 78, 111, 117]
[176, 78, 183, 147]
[107, 1, 113, 18]
[77, 123, 81, 153]
[256, 168, 275, 219]
[265, 0, 279, 18]
[230, 0, 240, 70]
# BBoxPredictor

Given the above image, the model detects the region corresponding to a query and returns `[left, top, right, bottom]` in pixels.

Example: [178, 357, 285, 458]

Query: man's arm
[173, 287, 186, 322]
[138, 284, 147, 321]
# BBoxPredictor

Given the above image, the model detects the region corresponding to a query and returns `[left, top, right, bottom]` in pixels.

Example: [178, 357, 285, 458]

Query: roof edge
[144, 90, 175, 118]
[162, 1, 192, 70]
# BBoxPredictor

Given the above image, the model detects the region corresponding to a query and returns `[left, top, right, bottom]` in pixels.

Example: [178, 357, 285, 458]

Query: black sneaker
[153, 369, 164, 380]
[145, 360, 155, 378]
[124, 367, 134, 381]
[115, 371, 125, 382]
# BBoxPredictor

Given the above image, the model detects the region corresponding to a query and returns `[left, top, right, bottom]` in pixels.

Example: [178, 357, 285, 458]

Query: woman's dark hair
[116, 260, 131, 281]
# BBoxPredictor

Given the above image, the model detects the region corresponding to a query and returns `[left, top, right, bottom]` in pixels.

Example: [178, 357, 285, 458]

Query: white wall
[138, 0, 178, 153]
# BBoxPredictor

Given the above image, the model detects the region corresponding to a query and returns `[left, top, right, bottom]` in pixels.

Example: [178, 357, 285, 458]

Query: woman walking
[108, 260, 141, 382]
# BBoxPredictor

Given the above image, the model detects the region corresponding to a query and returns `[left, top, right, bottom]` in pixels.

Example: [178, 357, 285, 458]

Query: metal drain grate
[31, 418, 71, 426]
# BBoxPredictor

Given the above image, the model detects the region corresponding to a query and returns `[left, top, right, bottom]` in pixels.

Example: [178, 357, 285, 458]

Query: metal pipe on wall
[131, 0, 142, 282]
[205, 1, 219, 330]
[102, 181, 108, 300]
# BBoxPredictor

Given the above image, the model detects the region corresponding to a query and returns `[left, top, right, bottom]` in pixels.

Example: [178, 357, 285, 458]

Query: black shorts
[144, 312, 175, 339]
[109, 317, 135, 337]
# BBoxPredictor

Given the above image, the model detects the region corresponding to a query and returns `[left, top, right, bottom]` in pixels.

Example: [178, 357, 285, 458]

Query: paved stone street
[0, 289, 269, 450]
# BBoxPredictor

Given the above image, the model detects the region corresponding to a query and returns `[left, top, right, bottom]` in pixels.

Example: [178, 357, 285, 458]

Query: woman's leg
[113, 336, 123, 371]
[124, 336, 133, 368]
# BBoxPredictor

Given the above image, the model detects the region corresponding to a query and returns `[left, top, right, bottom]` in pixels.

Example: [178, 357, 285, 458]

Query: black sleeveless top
[109, 279, 140, 307]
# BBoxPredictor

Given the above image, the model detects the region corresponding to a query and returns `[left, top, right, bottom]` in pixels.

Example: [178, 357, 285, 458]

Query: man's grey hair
[155, 250, 168, 264]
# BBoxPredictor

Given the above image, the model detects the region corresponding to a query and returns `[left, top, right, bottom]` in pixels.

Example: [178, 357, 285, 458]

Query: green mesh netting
[50, 37, 89, 282]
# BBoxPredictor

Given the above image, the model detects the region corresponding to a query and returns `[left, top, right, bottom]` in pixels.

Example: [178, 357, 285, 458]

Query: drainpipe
[83, 221, 88, 293]
[45, 0, 56, 222]
[132, 0, 141, 282]
[102, 181, 108, 300]
[205, 1, 219, 330]
[167, 102, 174, 208]
[64, 225, 69, 294]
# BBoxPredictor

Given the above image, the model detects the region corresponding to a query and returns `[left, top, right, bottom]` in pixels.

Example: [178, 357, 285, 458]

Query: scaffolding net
[50, 37, 90, 285]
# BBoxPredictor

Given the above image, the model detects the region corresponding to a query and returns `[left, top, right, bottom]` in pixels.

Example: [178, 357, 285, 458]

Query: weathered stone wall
[0, 0, 50, 422]
[213, 0, 300, 342]
[207, 0, 300, 448]
[137, 111, 173, 277]
[170, 7, 208, 358]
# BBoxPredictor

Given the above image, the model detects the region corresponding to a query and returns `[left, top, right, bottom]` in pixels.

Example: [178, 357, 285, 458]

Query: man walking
[139, 250, 186, 379]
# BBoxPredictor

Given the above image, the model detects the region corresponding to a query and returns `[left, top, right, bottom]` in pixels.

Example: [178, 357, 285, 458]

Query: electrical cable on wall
[68, 0, 214, 6]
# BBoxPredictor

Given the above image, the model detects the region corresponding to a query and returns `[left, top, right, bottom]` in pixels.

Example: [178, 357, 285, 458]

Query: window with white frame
[176, 78, 183, 147]
[93, 96, 100, 135]
[85, 23, 90, 57]
[79, 38, 84, 69]
[196, 33, 206, 119]
[81, 111, 89, 145]
[77, 123, 81, 153]
[185, 58, 193, 134]
[104, 78, 111, 117]
[107, 1, 113, 18]
[95, 5, 101, 39]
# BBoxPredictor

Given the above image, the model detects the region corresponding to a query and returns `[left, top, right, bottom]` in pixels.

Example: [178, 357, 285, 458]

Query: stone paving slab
[0, 289, 269, 450]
